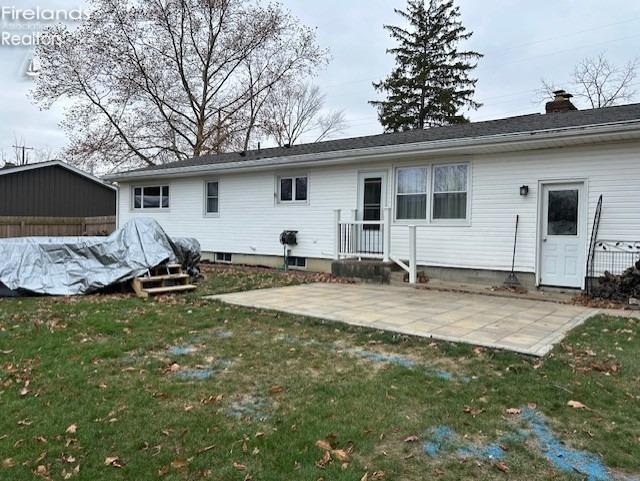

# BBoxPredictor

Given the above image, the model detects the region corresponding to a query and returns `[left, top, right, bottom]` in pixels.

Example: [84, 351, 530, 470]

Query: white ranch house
[105, 95, 640, 290]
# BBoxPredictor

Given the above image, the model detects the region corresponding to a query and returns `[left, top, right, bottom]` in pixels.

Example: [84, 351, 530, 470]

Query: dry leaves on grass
[269, 385, 285, 395]
[360, 471, 385, 480]
[567, 400, 587, 409]
[315, 438, 353, 469]
[2, 458, 15, 468]
[104, 457, 123, 468]
[233, 462, 247, 471]
[463, 406, 484, 416]
[505, 408, 521, 415]
[65, 424, 77, 435]
[403, 435, 419, 443]
[495, 461, 510, 473]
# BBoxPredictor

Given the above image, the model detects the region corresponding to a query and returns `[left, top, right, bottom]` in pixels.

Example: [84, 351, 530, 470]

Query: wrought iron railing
[585, 195, 603, 296]
[589, 240, 640, 277]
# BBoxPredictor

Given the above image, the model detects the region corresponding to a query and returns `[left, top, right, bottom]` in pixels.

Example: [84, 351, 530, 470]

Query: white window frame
[276, 174, 309, 205]
[431, 162, 471, 225]
[392, 161, 472, 226]
[394, 165, 430, 223]
[132, 184, 170, 211]
[203, 179, 220, 217]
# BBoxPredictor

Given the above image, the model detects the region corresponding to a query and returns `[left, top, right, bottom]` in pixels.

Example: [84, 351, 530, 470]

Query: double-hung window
[432, 164, 468, 220]
[133, 185, 169, 210]
[278, 175, 308, 203]
[205, 181, 219, 215]
[396, 167, 428, 220]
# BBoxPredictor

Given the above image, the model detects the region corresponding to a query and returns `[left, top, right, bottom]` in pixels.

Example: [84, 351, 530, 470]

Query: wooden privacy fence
[0, 216, 116, 238]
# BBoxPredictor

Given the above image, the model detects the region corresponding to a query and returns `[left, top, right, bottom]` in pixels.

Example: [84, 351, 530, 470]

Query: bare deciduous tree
[539, 53, 638, 108]
[33, 0, 328, 172]
[261, 82, 346, 146]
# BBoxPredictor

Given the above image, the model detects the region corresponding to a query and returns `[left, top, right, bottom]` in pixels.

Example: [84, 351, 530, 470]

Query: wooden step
[137, 273, 190, 284]
[141, 284, 197, 297]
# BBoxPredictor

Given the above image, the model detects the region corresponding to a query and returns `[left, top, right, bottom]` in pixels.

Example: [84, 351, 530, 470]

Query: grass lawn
[0, 265, 639, 481]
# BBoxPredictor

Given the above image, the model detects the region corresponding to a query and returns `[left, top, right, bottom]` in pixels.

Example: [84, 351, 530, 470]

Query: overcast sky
[1, 0, 640, 163]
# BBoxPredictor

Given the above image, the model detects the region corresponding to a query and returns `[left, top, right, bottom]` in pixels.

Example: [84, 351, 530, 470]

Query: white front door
[357, 171, 387, 255]
[540, 182, 586, 288]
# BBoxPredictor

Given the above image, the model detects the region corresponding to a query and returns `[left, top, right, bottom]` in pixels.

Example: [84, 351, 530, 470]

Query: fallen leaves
[463, 406, 484, 416]
[104, 456, 123, 468]
[233, 462, 247, 471]
[201, 394, 224, 404]
[567, 400, 587, 410]
[403, 435, 419, 443]
[314, 437, 353, 469]
[269, 385, 285, 395]
[495, 461, 510, 473]
[2, 458, 15, 469]
[65, 424, 77, 435]
[505, 407, 521, 415]
[360, 471, 385, 480]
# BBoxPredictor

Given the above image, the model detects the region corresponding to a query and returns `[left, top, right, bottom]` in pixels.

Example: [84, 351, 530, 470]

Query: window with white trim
[205, 181, 219, 214]
[278, 175, 308, 203]
[395, 167, 428, 220]
[215, 252, 232, 263]
[432, 164, 468, 220]
[133, 185, 169, 209]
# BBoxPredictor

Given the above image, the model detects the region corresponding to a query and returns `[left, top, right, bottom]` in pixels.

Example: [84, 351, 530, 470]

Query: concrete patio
[208, 283, 598, 356]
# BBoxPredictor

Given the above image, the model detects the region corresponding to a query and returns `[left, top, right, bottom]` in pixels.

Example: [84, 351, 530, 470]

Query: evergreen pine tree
[370, 0, 482, 132]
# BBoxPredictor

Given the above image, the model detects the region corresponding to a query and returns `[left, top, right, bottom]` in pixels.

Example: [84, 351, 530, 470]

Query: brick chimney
[545, 90, 578, 113]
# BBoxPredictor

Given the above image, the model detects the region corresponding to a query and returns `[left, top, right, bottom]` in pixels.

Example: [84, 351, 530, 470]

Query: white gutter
[104, 119, 640, 182]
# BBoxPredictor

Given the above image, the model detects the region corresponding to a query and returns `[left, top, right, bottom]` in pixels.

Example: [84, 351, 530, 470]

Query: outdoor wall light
[520, 185, 529, 196]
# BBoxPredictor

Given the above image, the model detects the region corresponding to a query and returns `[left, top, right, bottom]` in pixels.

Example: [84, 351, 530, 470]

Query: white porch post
[408, 224, 417, 284]
[383, 207, 391, 263]
[334, 209, 341, 260]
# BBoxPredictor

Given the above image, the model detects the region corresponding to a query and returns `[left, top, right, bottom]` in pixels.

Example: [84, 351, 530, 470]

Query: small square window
[287, 256, 306, 268]
[215, 252, 232, 263]
[278, 175, 308, 203]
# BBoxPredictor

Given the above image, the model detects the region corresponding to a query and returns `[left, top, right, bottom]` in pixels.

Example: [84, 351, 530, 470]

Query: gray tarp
[0, 218, 200, 296]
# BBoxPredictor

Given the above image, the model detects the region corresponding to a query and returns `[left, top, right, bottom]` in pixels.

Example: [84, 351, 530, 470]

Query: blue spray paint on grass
[423, 426, 457, 456]
[423, 425, 505, 460]
[174, 359, 233, 381]
[351, 349, 416, 369]
[168, 345, 198, 356]
[422, 410, 638, 481]
[347, 348, 469, 382]
[176, 368, 214, 380]
[521, 408, 615, 481]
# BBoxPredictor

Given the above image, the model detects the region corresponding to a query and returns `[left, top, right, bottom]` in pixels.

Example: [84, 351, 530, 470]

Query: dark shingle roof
[125, 103, 640, 174]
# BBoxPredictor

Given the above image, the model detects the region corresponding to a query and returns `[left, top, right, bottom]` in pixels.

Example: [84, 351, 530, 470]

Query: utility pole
[11, 144, 34, 165]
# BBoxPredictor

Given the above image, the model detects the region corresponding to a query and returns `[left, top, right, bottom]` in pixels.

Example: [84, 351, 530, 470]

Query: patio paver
[208, 283, 598, 356]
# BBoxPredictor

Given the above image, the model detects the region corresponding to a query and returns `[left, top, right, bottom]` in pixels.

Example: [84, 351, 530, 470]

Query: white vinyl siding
[117, 141, 640, 276]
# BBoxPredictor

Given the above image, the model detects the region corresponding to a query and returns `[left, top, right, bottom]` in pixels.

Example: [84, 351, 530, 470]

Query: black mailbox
[279, 230, 298, 246]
